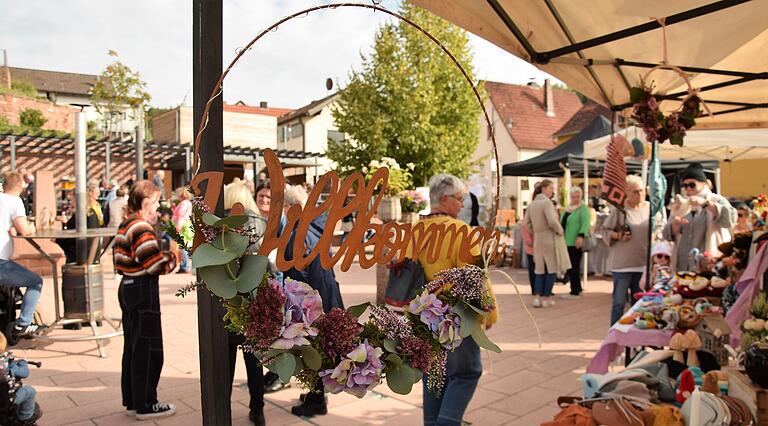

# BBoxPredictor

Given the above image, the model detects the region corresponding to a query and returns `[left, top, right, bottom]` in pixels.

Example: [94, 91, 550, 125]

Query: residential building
[5, 66, 137, 132]
[473, 79, 584, 219]
[277, 93, 341, 183]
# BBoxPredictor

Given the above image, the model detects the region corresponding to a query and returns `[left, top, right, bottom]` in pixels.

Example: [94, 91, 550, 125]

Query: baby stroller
[0, 286, 23, 346]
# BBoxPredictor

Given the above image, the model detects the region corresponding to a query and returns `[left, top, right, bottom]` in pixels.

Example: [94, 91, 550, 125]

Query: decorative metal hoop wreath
[193, 2, 502, 227]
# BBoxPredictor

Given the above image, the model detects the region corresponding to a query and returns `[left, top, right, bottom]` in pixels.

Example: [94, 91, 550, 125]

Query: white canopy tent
[411, 0, 768, 129]
[583, 127, 768, 161]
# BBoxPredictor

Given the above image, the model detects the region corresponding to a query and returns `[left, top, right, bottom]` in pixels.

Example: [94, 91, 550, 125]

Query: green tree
[19, 108, 46, 129]
[91, 50, 151, 135]
[330, 4, 483, 186]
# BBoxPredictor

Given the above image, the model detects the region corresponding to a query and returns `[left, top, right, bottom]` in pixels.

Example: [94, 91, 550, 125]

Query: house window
[278, 126, 289, 143]
[327, 130, 344, 143]
[290, 123, 303, 138]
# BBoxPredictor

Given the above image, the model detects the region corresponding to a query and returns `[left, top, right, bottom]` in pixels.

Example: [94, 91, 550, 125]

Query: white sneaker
[559, 294, 581, 300]
[136, 403, 176, 420]
[543, 298, 555, 307]
[125, 409, 136, 417]
[533, 297, 542, 308]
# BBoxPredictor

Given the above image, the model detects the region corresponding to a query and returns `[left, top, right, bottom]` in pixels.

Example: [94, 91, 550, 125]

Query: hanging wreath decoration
[175, 1, 545, 400]
[629, 76, 702, 146]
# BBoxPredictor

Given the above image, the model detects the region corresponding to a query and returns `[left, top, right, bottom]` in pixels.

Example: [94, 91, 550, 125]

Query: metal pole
[184, 145, 192, 185]
[135, 109, 144, 181]
[9, 135, 16, 171]
[583, 158, 589, 288]
[105, 140, 111, 183]
[75, 111, 88, 264]
[715, 166, 722, 193]
[194, 0, 230, 422]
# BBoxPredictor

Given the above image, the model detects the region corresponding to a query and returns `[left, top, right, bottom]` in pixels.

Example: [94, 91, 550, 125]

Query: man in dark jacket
[282, 185, 343, 418]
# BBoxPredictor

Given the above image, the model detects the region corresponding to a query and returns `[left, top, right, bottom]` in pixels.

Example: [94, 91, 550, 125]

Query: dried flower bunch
[630, 81, 701, 146]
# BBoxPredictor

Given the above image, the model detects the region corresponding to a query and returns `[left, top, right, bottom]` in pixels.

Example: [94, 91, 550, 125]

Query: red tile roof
[484, 81, 583, 150]
[223, 103, 293, 117]
[553, 101, 611, 137]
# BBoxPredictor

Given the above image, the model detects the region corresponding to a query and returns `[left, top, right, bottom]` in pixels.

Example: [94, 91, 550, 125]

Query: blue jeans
[611, 271, 643, 325]
[14, 385, 36, 420]
[0, 260, 43, 326]
[534, 273, 555, 297]
[179, 250, 190, 271]
[423, 338, 482, 426]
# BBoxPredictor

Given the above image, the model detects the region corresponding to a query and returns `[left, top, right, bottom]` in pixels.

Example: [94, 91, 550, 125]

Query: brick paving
[18, 264, 616, 425]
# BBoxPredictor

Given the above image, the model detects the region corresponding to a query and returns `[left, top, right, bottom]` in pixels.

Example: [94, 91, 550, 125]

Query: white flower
[406, 162, 415, 170]
[362, 166, 368, 173]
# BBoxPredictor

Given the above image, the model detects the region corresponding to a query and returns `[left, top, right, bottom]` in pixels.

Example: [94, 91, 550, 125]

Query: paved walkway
[20, 265, 616, 425]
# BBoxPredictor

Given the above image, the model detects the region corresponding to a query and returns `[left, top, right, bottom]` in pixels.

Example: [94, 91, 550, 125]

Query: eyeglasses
[653, 254, 670, 259]
[682, 182, 698, 189]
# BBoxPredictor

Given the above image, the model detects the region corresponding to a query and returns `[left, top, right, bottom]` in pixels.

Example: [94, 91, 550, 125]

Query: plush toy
[619, 312, 642, 325]
[676, 369, 696, 404]
[701, 371, 720, 395]
[635, 312, 657, 329]
[660, 309, 680, 330]
[665, 293, 684, 305]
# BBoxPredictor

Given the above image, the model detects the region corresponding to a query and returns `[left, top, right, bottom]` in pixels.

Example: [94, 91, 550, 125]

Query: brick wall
[0, 93, 77, 131]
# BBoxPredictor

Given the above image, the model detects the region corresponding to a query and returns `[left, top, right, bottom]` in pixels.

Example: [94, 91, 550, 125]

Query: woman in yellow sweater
[416, 174, 495, 426]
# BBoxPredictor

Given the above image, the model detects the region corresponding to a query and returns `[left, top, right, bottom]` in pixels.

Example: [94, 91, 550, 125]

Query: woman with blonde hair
[223, 179, 267, 425]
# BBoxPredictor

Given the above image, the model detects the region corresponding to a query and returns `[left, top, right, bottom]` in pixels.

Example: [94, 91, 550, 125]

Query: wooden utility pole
[193, 0, 231, 423]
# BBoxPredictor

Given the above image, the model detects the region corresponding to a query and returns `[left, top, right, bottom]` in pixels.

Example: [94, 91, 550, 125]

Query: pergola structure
[0, 132, 325, 183]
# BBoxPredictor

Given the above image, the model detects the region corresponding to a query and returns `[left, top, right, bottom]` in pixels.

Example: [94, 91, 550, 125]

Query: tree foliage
[330, 4, 483, 186]
[91, 50, 151, 135]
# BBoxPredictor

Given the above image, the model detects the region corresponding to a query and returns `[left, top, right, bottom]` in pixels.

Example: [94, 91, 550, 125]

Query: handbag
[384, 258, 425, 308]
[582, 233, 597, 252]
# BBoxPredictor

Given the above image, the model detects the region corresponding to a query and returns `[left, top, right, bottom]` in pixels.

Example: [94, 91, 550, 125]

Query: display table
[13, 228, 122, 357]
[586, 300, 675, 374]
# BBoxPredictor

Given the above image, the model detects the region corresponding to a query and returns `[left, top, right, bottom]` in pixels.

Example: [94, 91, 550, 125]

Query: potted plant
[363, 158, 413, 222]
[399, 190, 427, 224]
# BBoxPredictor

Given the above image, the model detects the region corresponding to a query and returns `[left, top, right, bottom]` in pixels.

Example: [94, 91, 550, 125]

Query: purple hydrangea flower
[436, 312, 463, 350]
[271, 278, 323, 349]
[319, 340, 384, 398]
[407, 291, 448, 330]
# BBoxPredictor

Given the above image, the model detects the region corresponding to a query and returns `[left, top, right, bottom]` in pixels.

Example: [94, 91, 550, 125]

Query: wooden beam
[193, 0, 231, 424]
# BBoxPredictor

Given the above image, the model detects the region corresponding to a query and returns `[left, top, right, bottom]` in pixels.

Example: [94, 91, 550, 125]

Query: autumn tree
[330, 4, 483, 186]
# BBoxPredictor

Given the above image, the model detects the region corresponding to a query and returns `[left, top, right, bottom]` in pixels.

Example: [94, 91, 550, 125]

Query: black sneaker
[14, 323, 46, 338]
[249, 409, 265, 426]
[299, 392, 328, 403]
[135, 403, 176, 420]
[264, 372, 286, 393]
[290, 399, 328, 417]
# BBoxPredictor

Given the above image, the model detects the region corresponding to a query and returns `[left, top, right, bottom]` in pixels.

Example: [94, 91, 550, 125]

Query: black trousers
[567, 246, 583, 295]
[119, 275, 164, 412]
[227, 332, 265, 411]
[527, 254, 536, 294]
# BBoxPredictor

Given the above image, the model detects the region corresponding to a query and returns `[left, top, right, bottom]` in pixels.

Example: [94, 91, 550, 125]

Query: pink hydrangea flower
[436, 313, 463, 350]
[320, 340, 384, 398]
[271, 278, 324, 349]
[407, 291, 448, 330]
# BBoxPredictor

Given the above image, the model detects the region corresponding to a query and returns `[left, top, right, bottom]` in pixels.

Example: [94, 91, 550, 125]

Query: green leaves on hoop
[385, 353, 422, 395]
[452, 302, 501, 353]
[192, 214, 269, 299]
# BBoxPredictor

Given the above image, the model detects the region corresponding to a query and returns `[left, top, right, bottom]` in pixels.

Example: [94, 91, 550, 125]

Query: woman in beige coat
[525, 179, 570, 308]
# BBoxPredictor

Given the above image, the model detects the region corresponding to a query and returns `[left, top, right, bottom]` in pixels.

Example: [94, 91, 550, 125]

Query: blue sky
[0, 0, 555, 109]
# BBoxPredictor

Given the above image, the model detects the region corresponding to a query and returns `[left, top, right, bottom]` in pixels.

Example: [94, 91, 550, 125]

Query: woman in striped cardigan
[114, 180, 179, 421]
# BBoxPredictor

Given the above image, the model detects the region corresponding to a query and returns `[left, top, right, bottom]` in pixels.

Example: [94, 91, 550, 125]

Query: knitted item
[676, 369, 695, 404]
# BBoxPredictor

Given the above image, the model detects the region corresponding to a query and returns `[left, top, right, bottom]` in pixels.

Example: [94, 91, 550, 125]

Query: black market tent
[502, 115, 612, 177]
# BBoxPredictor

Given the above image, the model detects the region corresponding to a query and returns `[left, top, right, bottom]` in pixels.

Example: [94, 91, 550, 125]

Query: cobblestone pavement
[22, 264, 614, 425]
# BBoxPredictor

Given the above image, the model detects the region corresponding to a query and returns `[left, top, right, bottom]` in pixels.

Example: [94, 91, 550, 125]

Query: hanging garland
[629, 79, 702, 146]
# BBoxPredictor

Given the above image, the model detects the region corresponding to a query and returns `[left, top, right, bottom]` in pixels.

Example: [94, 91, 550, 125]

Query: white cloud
[0, 0, 554, 109]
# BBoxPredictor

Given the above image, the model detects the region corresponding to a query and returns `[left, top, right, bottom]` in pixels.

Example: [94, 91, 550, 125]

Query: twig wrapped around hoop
[191, 2, 502, 229]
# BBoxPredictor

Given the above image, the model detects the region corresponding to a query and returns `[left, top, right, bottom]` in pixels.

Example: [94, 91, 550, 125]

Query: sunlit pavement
[23, 264, 615, 425]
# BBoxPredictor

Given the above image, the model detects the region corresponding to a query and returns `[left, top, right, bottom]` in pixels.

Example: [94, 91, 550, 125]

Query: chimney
[259, 101, 268, 108]
[544, 79, 554, 117]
